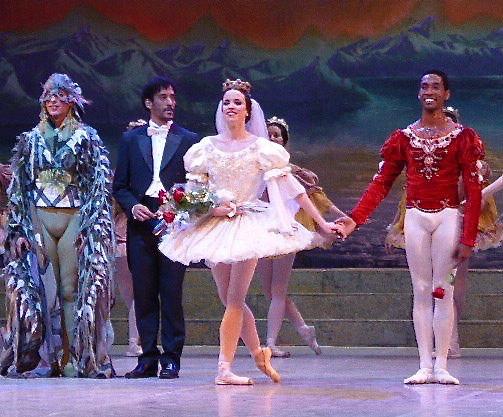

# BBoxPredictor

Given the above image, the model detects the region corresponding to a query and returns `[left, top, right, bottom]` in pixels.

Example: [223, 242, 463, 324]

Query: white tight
[212, 259, 261, 364]
[404, 208, 460, 370]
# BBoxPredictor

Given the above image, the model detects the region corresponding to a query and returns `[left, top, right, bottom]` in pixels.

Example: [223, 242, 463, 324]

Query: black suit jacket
[113, 123, 200, 218]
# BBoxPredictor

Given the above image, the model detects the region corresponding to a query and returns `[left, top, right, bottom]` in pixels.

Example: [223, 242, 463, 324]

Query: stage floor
[2, 347, 503, 417]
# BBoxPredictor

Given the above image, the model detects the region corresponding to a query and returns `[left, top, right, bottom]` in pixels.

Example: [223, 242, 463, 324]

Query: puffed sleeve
[183, 137, 210, 185]
[351, 130, 407, 225]
[258, 139, 306, 234]
[259, 140, 305, 198]
[458, 128, 485, 247]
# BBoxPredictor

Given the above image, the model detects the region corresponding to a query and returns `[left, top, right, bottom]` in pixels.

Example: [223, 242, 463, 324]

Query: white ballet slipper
[403, 368, 433, 384]
[215, 361, 253, 385]
[432, 368, 460, 385]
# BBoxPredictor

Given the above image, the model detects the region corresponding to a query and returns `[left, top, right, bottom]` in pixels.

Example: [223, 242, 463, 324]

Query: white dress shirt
[145, 119, 173, 197]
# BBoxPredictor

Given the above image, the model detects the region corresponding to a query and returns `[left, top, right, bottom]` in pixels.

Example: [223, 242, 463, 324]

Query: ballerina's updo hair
[222, 79, 252, 123]
[266, 116, 290, 145]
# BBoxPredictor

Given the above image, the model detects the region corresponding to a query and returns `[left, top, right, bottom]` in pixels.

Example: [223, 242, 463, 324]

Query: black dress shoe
[159, 363, 179, 379]
[124, 363, 158, 378]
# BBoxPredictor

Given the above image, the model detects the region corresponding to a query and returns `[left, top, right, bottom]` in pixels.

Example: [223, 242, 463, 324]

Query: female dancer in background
[257, 117, 345, 357]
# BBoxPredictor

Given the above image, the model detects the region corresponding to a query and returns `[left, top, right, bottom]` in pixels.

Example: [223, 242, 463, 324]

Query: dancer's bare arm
[295, 193, 342, 235]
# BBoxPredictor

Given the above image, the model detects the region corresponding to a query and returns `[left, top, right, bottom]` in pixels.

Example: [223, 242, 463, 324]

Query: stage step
[1, 269, 503, 347]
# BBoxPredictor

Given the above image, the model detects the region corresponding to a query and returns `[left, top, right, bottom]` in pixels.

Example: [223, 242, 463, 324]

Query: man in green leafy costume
[0, 73, 115, 378]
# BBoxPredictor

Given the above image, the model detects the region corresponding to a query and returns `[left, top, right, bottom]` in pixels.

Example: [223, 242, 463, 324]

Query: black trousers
[127, 196, 186, 369]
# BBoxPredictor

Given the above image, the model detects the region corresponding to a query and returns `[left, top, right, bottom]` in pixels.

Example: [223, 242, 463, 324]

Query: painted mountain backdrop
[3, 9, 503, 267]
[2, 12, 503, 142]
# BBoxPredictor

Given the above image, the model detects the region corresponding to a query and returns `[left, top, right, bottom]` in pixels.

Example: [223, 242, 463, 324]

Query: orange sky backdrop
[4, 0, 503, 48]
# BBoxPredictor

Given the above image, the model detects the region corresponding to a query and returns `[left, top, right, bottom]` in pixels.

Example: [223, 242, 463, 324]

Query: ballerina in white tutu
[159, 79, 341, 385]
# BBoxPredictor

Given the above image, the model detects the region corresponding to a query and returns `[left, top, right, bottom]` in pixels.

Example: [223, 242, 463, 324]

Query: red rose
[432, 287, 445, 299]
[163, 212, 176, 223]
[173, 187, 185, 203]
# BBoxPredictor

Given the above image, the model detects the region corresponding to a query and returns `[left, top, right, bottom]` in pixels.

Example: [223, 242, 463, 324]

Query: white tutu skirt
[159, 210, 320, 266]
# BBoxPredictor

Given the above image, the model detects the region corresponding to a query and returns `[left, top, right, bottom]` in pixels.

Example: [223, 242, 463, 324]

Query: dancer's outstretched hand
[453, 242, 473, 265]
[335, 216, 357, 238]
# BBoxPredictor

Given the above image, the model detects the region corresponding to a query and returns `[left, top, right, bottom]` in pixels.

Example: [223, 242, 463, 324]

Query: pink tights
[212, 259, 261, 364]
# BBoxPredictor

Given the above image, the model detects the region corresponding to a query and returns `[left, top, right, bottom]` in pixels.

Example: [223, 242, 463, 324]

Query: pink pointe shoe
[298, 325, 322, 355]
[254, 347, 281, 383]
[215, 361, 253, 385]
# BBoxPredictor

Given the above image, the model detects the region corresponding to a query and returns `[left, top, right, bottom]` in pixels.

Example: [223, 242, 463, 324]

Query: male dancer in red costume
[338, 70, 485, 384]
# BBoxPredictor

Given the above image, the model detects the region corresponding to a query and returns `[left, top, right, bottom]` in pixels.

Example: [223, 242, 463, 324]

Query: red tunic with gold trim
[350, 125, 485, 247]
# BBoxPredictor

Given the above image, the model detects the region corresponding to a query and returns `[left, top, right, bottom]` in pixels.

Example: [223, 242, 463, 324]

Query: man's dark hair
[421, 70, 449, 91]
[141, 76, 176, 111]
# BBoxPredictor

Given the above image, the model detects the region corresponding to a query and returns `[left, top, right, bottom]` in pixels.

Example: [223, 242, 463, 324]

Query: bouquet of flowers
[152, 183, 216, 236]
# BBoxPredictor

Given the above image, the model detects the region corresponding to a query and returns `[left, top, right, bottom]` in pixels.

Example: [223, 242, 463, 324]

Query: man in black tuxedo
[113, 76, 199, 378]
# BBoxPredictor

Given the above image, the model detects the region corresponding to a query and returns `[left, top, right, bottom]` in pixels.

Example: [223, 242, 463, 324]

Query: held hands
[318, 220, 344, 236]
[132, 204, 156, 222]
[335, 216, 357, 239]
